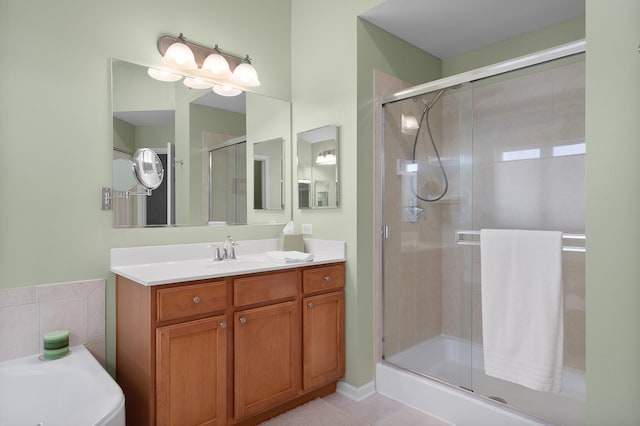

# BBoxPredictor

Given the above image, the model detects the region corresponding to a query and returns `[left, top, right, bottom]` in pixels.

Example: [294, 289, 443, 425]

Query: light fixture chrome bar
[455, 230, 586, 253]
[157, 35, 244, 71]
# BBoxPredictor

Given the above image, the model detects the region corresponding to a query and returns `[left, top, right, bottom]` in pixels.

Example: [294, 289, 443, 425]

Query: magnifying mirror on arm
[102, 148, 165, 210]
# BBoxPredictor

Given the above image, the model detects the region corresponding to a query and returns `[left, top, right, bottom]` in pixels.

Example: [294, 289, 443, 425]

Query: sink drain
[488, 396, 508, 404]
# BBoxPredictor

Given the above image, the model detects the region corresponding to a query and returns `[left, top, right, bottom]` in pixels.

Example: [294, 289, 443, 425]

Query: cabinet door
[156, 316, 227, 426]
[234, 300, 300, 419]
[303, 291, 345, 390]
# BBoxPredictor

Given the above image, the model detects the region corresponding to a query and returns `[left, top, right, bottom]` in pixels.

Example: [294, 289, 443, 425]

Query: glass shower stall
[380, 45, 585, 425]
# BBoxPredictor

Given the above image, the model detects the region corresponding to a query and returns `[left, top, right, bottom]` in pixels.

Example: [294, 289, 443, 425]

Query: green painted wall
[113, 117, 135, 153]
[585, 0, 640, 423]
[291, 0, 379, 387]
[0, 0, 291, 374]
[136, 126, 175, 150]
[442, 16, 585, 76]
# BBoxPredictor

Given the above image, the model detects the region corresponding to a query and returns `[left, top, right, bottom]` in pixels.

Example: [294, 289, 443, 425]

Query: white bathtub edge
[376, 362, 551, 426]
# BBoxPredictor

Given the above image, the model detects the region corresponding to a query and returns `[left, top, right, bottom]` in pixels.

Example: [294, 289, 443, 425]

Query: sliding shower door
[381, 52, 586, 425]
[381, 83, 474, 390]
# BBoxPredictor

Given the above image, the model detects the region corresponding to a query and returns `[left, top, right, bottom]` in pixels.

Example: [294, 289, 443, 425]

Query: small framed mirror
[297, 125, 339, 209]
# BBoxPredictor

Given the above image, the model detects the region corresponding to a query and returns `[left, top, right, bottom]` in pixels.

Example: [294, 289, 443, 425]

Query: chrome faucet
[209, 236, 238, 261]
[222, 235, 238, 260]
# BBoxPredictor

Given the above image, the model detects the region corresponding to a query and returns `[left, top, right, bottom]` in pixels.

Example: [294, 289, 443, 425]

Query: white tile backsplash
[0, 279, 105, 364]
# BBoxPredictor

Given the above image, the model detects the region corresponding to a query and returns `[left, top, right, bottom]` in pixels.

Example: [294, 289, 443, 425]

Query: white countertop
[110, 238, 345, 286]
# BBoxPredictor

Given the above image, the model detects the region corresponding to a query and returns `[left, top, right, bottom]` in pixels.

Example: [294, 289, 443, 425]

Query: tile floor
[318, 392, 450, 425]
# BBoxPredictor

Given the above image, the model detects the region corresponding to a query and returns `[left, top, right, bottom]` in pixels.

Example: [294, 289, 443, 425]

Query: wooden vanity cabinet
[116, 262, 345, 426]
[302, 265, 345, 390]
[156, 316, 227, 426]
[116, 276, 228, 426]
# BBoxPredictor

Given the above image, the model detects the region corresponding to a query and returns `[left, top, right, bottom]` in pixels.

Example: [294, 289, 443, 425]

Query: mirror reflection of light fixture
[147, 68, 182, 82]
[401, 113, 419, 133]
[315, 150, 336, 166]
[148, 33, 260, 97]
[213, 84, 243, 97]
[183, 77, 215, 89]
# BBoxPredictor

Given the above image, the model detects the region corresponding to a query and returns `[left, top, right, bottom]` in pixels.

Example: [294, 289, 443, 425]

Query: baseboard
[335, 379, 376, 402]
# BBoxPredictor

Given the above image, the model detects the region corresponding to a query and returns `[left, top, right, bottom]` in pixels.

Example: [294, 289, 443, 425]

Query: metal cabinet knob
[220, 322, 227, 329]
[193, 296, 201, 304]
[324, 275, 331, 282]
[308, 303, 314, 309]
[239, 317, 247, 324]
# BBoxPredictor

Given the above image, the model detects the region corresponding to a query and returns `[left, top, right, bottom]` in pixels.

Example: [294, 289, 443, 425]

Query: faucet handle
[207, 244, 224, 261]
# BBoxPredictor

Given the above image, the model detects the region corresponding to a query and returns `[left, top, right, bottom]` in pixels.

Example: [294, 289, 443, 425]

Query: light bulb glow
[147, 67, 183, 82]
[213, 84, 242, 97]
[161, 42, 197, 70]
[183, 77, 214, 89]
[232, 62, 260, 87]
[202, 53, 231, 78]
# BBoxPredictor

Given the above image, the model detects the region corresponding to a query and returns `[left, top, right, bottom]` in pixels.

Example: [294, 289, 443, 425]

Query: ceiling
[359, 0, 585, 59]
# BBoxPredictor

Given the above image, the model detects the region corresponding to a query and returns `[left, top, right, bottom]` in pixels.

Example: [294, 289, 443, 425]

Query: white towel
[480, 229, 564, 392]
[265, 250, 314, 263]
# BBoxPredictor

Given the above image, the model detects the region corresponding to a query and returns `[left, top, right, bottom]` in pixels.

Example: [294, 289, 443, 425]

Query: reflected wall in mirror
[111, 59, 291, 227]
[297, 125, 339, 208]
[208, 136, 247, 225]
[253, 138, 284, 210]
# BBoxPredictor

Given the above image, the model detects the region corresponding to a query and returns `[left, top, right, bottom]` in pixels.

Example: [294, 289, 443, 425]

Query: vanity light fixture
[201, 45, 232, 79]
[231, 55, 261, 87]
[161, 33, 198, 70]
[148, 33, 260, 97]
[315, 150, 337, 166]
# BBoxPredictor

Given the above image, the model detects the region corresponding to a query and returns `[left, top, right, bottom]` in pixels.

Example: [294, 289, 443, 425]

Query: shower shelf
[455, 230, 586, 253]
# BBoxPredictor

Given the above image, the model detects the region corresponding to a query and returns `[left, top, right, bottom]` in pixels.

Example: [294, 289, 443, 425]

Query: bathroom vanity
[112, 240, 345, 426]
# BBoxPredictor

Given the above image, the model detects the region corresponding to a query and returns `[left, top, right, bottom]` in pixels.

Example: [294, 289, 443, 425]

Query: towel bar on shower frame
[455, 230, 586, 253]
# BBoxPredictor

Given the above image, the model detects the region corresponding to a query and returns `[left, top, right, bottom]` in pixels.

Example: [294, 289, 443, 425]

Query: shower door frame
[376, 38, 586, 396]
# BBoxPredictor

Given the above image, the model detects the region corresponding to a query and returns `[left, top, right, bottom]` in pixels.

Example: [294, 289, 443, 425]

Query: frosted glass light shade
[213, 84, 243, 97]
[232, 62, 260, 87]
[202, 53, 232, 79]
[161, 42, 197, 70]
[147, 68, 183, 82]
[183, 77, 215, 89]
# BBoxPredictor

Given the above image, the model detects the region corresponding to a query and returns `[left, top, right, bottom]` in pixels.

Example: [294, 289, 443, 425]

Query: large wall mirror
[111, 59, 291, 227]
[297, 125, 339, 208]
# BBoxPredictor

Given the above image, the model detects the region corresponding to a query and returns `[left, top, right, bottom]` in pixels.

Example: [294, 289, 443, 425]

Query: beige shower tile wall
[0, 279, 106, 365]
[382, 91, 444, 357]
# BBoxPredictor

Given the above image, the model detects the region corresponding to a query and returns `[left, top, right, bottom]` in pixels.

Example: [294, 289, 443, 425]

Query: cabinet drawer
[303, 264, 344, 294]
[157, 281, 227, 322]
[234, 271, 298, 307]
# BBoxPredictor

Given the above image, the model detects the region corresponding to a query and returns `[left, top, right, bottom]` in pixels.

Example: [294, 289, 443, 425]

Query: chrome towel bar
[455, 230, 586, 253]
